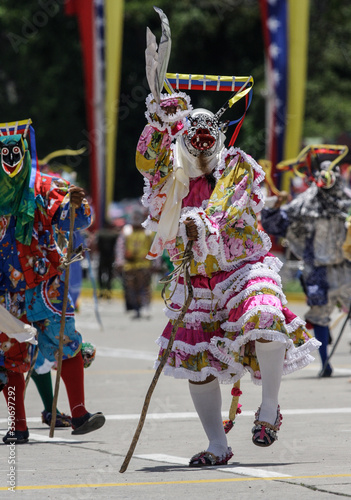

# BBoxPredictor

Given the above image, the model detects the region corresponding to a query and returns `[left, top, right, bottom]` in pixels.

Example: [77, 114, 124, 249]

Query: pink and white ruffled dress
[136, 92, 320, 384]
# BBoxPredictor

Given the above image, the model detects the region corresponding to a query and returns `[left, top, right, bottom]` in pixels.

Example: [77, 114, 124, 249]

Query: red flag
[65, 0, 104, 228]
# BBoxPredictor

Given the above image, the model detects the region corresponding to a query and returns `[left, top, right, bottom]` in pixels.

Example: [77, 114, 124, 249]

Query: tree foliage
[305, 0, 351, 143]
[0, 0, 88, 186]
[1, 0, 351, 199]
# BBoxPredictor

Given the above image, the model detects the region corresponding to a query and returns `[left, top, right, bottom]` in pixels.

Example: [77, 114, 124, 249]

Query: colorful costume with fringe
[0, 127, 91, 375]
[136, 93, 320, 384]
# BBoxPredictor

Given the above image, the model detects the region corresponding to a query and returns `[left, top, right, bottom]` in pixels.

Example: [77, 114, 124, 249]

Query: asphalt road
[1, 296, 351, 499]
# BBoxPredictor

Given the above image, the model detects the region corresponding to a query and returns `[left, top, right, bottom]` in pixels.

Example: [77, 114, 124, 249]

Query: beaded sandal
[189, 447, 233, 467]
[251, 406, 283, 447]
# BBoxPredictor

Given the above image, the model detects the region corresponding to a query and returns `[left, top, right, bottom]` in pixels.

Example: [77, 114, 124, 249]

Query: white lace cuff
[179, 208, 219, 262]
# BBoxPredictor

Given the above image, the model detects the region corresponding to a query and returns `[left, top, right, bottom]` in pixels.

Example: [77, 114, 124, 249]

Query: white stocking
[188, 378, 228, 458]
[255, 340, 286, 425]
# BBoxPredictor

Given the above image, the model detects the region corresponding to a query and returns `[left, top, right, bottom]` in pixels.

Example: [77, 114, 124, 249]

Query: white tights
[188, 340, 286, 456]
[188, 378, 228, 458]
[255, 340, 286, 424]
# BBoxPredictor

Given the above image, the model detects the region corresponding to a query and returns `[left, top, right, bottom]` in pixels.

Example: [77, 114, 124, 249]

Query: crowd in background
[78, 206, 169, 320]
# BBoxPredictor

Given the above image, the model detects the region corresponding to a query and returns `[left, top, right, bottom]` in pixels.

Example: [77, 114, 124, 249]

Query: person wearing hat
[116, 210, 154, 318]
[135, 83, 320, 468]
[0, 121, 105, 443]
[261, 148, 351, 378]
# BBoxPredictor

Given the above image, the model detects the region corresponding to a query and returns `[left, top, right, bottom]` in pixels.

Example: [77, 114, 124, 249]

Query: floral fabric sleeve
[180, 147, 271, 268]
[136, 92, 191, 227]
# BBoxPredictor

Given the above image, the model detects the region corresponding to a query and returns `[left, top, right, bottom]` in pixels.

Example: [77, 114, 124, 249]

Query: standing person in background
[96, 221, 119, 299]
[116, 212, 154, 319]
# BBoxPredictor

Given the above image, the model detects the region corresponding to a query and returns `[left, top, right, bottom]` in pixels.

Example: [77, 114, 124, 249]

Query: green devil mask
[0, 134, 36, 245]
[0, 135, 26, 177]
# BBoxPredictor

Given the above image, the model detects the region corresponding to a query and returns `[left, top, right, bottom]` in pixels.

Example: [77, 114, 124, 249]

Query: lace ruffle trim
[156, 335, 211, 355]
[166, 281, 286, 318]
[222, 304, 287, 331]
[226, 282, 287, 310]
[212, 263, 283, 297]
[179, 208, 219, 261]
[154, 362, 241, 384]
[164, 307, 228, 324]
[216, 232, 271, 272]
[145, 92, 192, 138]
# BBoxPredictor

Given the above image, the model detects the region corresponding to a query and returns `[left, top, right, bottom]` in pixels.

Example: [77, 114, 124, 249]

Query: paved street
[1, 295, 351, 499]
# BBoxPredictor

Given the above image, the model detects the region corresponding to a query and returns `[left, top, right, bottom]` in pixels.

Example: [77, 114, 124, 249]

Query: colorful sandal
[251, 406, 283, 447]
[189, 448, 233, 467]
[41, 410, 72, 428]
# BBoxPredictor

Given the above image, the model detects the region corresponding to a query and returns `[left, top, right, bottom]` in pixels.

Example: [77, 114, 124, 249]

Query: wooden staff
[24, 343, 39, 394]
[119, 241, 193, 473]
[49, 203, 75, 438]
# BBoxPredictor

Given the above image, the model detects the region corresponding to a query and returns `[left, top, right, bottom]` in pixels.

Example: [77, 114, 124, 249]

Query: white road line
[1, 407, 351, 426]
[136, 454, 188, 465]
[135, 454, 292, 478]
[0, 431, 78, 443]
[218, 467, 292, 478]
[96, 346, 156, 361]
[104, 407, 351, 419]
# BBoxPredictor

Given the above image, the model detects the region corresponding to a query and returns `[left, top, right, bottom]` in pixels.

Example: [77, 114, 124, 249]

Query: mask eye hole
[1, 148, 9, 156]
[207, 120, 212, 126]
[192, 120, 197, 126]
[13, 146, 20, 154]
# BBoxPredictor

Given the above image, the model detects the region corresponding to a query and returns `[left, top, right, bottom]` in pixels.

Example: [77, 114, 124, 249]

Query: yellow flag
[105, 0, 124, 217]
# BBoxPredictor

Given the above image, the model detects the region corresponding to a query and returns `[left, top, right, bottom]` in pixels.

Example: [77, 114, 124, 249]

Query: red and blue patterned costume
[0, 172, 91, 373]
[0, 121, 104, 442]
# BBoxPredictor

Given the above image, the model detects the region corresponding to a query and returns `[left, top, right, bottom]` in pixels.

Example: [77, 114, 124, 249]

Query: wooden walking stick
[49, 202, 75, 438]
[24, 343, 39, 394]
[119, 241, 193, 473]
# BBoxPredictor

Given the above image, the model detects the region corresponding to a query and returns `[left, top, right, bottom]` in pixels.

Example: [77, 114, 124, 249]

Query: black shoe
[318, 366, 333, 377]
[71, 412, 105, 435]
[3, 428, 29, 444]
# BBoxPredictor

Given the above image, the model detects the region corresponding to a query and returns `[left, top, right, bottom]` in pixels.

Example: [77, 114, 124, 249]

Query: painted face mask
[0, 130, 36, 246]
[0, 136, 26, 178]
[183, 109, 220, 158]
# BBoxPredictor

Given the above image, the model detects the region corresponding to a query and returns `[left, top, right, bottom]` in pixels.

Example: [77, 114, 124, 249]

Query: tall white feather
[145, 27, 159, 102]
[145, 7, 172, 104]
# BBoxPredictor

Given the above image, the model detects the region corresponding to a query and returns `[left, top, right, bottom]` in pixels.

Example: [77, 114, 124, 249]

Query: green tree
[1, 0, 351, 200]
[305, 0, 351, 145]
[0, 0, 88, 187]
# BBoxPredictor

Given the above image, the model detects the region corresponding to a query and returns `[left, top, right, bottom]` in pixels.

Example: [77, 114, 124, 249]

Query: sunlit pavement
[1, 296, 351, 499]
